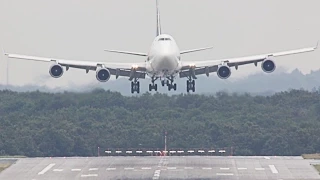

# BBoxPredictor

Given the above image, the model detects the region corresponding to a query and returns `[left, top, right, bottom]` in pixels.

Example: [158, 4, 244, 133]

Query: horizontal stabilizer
[104, 49, 147, 56]
[180, 46, 213, 54]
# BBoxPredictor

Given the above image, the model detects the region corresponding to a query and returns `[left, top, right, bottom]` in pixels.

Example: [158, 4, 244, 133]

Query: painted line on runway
[184, 167, 194, 170]
[106, 168, 116, 171]
[153, 169, 161, 180]
[264, 156, 271, 159]
[255, 168, 265, 171]
[38, 163, 55, 175]
[220, 168, 230, 170]
[216, 173, 234, 176]
[53, 169, 63, 172]
[124, 167, 134, 170]
[142, 167, 152, 170]
[89, 168, 98, 171]
[153, 157, 165, 180]
[269, 165, 279, 174]
[167, 167, 177, 170]
[202, 167, 212, 170]
[71, 169, 82, 172]
[81, 174, 98, 177]
[237, 167, 247, 170]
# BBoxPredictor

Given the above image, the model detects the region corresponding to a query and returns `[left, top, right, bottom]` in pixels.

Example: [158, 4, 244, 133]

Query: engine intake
[217, 65, 231, 79]
[49, 64, 64, 78]
[261, 59, 276, 73]
[96, 68, 111, 82]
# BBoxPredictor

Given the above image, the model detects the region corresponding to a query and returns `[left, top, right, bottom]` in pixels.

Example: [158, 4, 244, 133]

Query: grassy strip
[314, 165, 320, 174]
[0, 156, 26, 159]
[302, 154, 320, 159]
[0, 164, 11, 172]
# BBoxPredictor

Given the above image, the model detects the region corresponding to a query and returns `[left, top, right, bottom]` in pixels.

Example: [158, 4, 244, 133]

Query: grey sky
[0, 0, 319, 88]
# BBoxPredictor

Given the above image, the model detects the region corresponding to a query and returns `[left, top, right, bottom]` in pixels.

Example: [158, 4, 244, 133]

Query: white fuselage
[145, 34, 182, 78]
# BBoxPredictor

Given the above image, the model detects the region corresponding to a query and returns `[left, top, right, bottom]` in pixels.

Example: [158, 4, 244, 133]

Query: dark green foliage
[0, 89, 319, 157]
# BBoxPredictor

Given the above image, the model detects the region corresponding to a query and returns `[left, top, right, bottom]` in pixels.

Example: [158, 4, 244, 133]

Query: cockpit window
[158, 38, 171, 41]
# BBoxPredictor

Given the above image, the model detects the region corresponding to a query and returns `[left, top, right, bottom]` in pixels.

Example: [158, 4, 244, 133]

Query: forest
[0, 89, 319, 157]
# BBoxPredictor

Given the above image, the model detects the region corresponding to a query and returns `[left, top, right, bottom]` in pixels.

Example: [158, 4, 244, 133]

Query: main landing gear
[131, 78, 140, 94]
[149, 77, 158, 91]
[186, 78, 195, 92]
[164, 77, 177, 91]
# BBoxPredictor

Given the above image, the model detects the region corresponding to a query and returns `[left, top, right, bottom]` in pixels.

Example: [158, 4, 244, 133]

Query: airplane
[4, 0, 318, 94]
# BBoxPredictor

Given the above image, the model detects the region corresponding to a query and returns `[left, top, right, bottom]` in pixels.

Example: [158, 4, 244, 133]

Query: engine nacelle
[49, 64, 64, 78]
[96, 68, 111, 82]
[217, 65, 231, 79]
[261, 59, 276, 73]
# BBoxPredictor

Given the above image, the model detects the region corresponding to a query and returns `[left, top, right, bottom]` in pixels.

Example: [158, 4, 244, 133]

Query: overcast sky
[0, 0, 319, 88]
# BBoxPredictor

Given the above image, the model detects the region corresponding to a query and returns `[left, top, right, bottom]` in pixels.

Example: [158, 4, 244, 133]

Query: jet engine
[96, 68, 111, 82]
[261, 59, 276, 73]
[217, 65, 231, 79]
[49, 64, 64, 78]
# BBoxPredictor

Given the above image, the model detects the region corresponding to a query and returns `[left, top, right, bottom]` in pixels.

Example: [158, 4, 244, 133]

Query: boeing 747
[4, 0, 318, 93]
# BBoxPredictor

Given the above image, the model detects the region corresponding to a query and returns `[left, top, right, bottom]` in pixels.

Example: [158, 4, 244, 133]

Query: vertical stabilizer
[156, 0, 162, 36]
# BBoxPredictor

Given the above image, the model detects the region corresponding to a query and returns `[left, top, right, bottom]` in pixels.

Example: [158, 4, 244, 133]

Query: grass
[314, 165, 320, 174]
[302, 153, 320, 159]
[0, 164, 11, 172]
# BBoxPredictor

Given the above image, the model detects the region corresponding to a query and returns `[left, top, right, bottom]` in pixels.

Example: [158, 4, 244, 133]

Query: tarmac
[0, 156, 319, 180]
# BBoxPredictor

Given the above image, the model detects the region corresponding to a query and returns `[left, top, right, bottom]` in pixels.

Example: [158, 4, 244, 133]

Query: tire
[155, 84, 158, 91]
[161, 81, 165, 86]
[131, 82, 134, 94]
[173, 84, 177, 91]
[186, 81, 189, 92]
[149, 84, 152, 91]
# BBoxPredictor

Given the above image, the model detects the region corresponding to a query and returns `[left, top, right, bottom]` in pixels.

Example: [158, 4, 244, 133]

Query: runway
[0, 156, 319, 180]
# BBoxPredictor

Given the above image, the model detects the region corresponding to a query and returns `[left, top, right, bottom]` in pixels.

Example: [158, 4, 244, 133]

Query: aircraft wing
[179, 44, 318, 78]
[5, 53, 147, 79]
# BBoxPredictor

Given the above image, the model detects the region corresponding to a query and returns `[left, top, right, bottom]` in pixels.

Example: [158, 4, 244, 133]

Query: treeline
[0, 89, 320, 157]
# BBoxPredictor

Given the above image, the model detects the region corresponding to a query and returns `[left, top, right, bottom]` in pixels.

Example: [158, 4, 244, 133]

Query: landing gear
[187, 79, 195, 92]
[149, 77, 158, 91]
[161, 80, 165, 87]
[167, 76, 177, 91]
[131, 79, 140, 94]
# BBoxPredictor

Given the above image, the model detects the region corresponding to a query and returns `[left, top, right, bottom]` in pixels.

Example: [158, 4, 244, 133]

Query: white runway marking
[142, 167, 152, 170]
[38, 163, 55, 175]
[106, 168, 116, 171]
[237, 167, 247, 170]
[124, 167, 134, 170]
[53, 169, 63, 172]
[216, 173, 234, 176]
[220, 168, 230, 170]
[255, 168, 265, 171]
[264, 156, 271, 159]
[89, 168, 98, 171]
[202, 167, 212, 170]
[167, 167, 177, 170]
[269, 165, 279, 174]
[81, 174, 98, 177]
[71, 169, 82, 172]
[153, 157, 165, 180]
[153, 170, 161, 180]
[184, 167, 194, 170]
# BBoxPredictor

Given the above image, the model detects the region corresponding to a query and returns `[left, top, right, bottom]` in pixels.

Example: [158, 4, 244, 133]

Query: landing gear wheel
[161, 81, 165, 87]
[187, 80, 196, 93]
[192, 80, 195, 92]
[149, 83, 158, 92]
[131, 80, 140, 94]
[173, 83, 177, 91]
